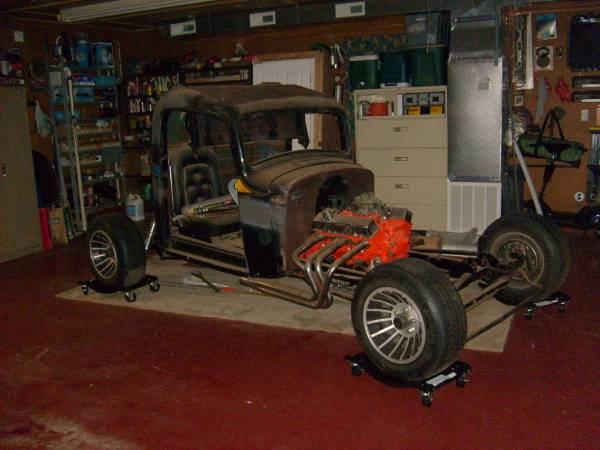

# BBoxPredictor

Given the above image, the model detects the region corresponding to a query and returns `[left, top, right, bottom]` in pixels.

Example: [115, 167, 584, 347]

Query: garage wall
[508, 1, 600, 213]
[1, 14, 406, 163]
[0, 19, 158, 161]
[150, 14, 406, 59]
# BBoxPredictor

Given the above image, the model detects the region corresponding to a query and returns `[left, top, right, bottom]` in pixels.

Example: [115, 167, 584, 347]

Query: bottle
[126, 194, 144, 222]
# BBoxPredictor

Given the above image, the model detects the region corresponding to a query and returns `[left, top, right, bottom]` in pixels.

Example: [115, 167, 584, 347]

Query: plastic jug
[126, 194, 144, 222]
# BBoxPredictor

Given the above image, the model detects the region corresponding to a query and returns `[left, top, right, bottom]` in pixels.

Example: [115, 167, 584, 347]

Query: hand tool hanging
[67, 72, 88, 231]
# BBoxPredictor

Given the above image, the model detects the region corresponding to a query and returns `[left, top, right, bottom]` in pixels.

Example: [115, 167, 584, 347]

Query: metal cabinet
[0, 87, 42, 263]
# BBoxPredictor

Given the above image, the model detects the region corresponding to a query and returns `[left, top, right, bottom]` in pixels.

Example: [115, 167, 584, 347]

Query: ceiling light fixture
[59, 0, 215, 23]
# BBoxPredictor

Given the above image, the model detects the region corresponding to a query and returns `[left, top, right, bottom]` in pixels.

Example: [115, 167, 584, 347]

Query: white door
[253, 58, 314, 88]
[253, 58, 316, 149]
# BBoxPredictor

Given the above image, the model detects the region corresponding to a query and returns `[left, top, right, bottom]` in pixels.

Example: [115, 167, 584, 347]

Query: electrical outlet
[14, 31, 24, 42]
[581, 109, 589, 121]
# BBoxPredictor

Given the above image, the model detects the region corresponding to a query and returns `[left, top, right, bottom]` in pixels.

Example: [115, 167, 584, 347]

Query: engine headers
[303, 207, 412, 269]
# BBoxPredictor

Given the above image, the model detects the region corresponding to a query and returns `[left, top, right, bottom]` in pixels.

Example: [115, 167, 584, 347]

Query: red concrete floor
[0, 232, 599, 449]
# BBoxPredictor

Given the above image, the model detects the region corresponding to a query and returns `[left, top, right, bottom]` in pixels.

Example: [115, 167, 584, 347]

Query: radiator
[448, 182, 501, 233]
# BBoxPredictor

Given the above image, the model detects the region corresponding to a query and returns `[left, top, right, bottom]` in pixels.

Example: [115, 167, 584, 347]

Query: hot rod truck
[86, 84, 570, 382]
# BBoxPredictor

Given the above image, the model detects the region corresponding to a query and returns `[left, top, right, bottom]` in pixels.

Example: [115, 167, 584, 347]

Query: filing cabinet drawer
[357, 148, 447, 177]
[356, 117, 447, 149]
[374, 177, 447, 206]
[387, 204, 447, 231]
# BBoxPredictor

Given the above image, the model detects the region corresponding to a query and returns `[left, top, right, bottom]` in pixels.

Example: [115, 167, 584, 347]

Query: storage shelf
[357, 114, 447, 121]
[185, 79, 252, 86]
[73, 83, 118, 88]
[77, 129, 118, 137]
[125, 72, 179, 79]
[49, 55, 124, 233]
[124, 174, 151, 179]
[52, 65, 116, 72]
[123, 145, 150, 151]
[0, 78, 25, 86]
[126, 94, 156, 99]
[67, 176, 121, 187]
[182, 63, 252, 72]
[52, 100, 117, 106]
[55, 117, 118, 123]
[60, 148, 107, 155]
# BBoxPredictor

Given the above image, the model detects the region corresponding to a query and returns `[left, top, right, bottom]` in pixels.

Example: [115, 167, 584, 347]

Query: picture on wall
[535, 13, 557, 40]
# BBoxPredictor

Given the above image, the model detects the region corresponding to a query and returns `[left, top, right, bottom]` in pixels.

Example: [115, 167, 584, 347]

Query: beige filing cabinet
[354, 86, 448, 231]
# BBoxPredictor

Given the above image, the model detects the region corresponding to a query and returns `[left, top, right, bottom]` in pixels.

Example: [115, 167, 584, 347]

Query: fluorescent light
[59, 0, 214, 23]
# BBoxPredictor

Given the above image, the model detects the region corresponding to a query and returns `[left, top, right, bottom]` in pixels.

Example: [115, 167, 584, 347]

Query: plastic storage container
[380, 52, 411, 87]
[349, 55, 380, 90]
[73, 34, 89, 68]
[368, 102, 389, 116]
[405, 12, 450, 47]
[407, 46, 448, 86]
[126, 194, 144, 222]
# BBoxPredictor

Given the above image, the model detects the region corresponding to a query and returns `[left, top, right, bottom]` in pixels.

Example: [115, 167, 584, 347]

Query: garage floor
[0, 232, 598, 448]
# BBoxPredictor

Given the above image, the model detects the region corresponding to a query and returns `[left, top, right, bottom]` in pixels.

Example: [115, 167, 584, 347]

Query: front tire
[351, 258, 467, 381]
[87, 214, 146, 290]
[479, 214, 568, 305]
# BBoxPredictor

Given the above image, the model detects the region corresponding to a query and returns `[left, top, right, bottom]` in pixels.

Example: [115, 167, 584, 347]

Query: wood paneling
[164, 15, 405, 58]
[509, 3, 600, 213]
[0, 19, 159, 161]
[1, 14, 405, 163]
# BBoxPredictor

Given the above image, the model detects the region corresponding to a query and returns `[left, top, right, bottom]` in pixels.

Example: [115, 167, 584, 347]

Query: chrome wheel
[363, 287, 426, 364]
[491, 231, 544, 289]
[89, 230, 118, 280]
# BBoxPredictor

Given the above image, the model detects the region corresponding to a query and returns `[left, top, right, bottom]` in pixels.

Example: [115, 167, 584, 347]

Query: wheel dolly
[525, 291, 570, 320]
[80, 275, 160, 302]
[346, 354, 471, 407]
[346, 286, 569, 407]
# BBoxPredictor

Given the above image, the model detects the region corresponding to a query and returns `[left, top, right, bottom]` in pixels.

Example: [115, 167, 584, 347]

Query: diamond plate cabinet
[354, 86, 448, 231]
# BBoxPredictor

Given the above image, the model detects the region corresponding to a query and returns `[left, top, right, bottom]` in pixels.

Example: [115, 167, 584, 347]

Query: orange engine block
[301, 209, 412, 268]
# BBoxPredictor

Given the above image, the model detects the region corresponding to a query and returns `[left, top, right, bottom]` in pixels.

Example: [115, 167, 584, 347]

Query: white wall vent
[448, 182, 501, 233]
[169, 19, 197, 37]
[335, 1, 365, 18]
[250, 11, 276, 27]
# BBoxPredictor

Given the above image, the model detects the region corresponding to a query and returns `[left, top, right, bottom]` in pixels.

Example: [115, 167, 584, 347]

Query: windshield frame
[237, 106, 352, 169]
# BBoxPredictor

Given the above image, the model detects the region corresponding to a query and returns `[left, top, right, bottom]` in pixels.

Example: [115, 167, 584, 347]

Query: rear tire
[351, 258, 467, 381]
[479, 214, 567, 305]
[87, 214, 146, 290]
[525, 213, 571, 289]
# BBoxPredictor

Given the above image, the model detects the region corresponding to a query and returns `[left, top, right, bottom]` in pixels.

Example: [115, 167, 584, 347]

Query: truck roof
[154, 83, 346, 117]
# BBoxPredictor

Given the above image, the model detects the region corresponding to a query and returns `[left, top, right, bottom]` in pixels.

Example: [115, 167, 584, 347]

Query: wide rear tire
[479, 214, 569, 305]
[351, 258, 467, 381]
[87, 214, 146, 290]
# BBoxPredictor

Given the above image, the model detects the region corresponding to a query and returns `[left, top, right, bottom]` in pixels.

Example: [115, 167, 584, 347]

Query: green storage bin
[349, 55, 380, 90]
[407, 46, 448, 86]
[380, 52, 411, 87]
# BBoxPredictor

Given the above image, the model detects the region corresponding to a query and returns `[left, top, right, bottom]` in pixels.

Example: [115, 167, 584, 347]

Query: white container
[126, 194, 144, 222]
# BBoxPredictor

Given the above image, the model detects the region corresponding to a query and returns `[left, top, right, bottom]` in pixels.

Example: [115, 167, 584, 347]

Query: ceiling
[1, 0, 327, 31]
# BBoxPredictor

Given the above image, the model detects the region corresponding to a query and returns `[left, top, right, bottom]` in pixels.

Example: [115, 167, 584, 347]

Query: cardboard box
[122, 151, 141, 176]
[48, 207, 70, 245]
[123, 151, 151, 176]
